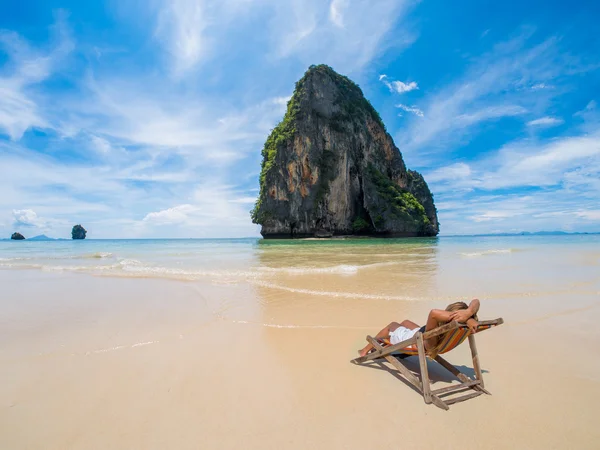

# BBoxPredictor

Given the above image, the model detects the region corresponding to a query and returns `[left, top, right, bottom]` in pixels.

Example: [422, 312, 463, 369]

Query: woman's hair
[444, 301, 478, 321]
[428, 301, 478, 358]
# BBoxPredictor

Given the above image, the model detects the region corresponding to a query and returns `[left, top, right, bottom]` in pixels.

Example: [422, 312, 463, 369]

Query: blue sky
[1, 0, 599, 238]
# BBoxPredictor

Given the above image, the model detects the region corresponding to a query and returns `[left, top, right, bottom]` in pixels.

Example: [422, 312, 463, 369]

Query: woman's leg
[358, 321, 402, 357]
[400, 319, 419, 329]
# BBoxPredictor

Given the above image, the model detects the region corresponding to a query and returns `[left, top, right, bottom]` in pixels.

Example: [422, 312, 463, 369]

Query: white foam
[84, 252, 114, 259]
[84, 340, 159, 356]
[251, 280, 422, 301]
[258, 261, 399, 275]
[0, 258, 399, 282]
[460, 248, 514, 257]
[232, 320, 374, 330]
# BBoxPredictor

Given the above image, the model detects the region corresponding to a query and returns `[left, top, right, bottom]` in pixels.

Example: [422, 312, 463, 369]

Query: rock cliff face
[251, 65, 439, 238]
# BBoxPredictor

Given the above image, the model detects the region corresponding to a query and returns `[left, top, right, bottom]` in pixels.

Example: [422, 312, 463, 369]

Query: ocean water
[2, 235, 599, 303]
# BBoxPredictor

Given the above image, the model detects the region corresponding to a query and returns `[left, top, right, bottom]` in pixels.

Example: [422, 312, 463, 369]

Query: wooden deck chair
[350, 319, 503, 410]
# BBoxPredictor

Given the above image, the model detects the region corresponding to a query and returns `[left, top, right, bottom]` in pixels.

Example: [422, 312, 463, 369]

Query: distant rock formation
[251, 64, 439, 238]
[11, 232, 25, 240]
[71, 225, 87, 240]
[29, 235, 55, 241]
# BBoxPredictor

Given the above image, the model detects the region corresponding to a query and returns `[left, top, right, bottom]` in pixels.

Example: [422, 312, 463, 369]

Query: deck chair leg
[366, 337, 422, 391]
[468, 335, 485, 389]
[415, 333, 432, 404]
[434, 355, 491, 395]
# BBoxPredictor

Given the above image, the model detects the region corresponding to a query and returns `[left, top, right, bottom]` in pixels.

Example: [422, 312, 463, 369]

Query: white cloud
[139, 183, 260, 236]
[270, 0, 416, 73]
[526, 116, 563, 127]
[154, 0, 207, 75]
[380, 74, 419, 93]
[329, 0, 348, 28]
[425, 162, 471, 183]
[436, 191, 600, 235]
[574, 210, 600, 221]
[396, 103, 423, 117]
[272, 96, 291, 106]
[424, 129, 600, 234]
[150, 0, 407, 75]
[12, 209, 47, 228]
[143, 204, 196, 225]
[90, 135, 113, 154]
[530, 83, 552, 90]
[480, 134, 600, 190]
[229, 196, 258, 204]
[426, 133, 600, 192]
[0, 86, 48, 140]
[391, 80, 418, 93]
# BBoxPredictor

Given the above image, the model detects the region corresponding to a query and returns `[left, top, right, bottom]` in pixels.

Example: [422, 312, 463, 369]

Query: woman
[358, 299, 480, 357]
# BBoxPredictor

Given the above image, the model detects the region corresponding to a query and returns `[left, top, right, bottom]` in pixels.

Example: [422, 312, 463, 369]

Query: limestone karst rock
[251, 65, 439, 238]
[71, 224, 87, 240]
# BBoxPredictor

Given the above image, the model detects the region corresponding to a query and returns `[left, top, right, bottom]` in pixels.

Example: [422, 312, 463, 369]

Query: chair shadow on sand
[358, 356, 489, 396]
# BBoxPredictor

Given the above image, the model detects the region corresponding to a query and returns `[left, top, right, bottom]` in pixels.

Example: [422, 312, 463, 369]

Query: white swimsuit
[389, 326, 420, 345]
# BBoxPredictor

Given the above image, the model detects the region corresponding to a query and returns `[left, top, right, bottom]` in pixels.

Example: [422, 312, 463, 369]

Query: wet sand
[2, 264, 600, 449]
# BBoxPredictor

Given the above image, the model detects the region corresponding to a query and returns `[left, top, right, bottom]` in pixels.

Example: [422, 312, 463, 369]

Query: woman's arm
[468, 299, 480, 316]
[424, 309, 452, 351]
[466, 317, 478, 334]
[427, 309, 453, 327]
[450, 299, 480, 323]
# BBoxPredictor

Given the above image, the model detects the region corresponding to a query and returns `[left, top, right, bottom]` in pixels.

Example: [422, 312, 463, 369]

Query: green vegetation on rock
[71, 224, 87, 240]
[352, 217, 372, 232]
[251, 76, 304, 224]
[11, 232, 25, 240]
[366, 164, 431, 231]
[314, 64, 385, 132]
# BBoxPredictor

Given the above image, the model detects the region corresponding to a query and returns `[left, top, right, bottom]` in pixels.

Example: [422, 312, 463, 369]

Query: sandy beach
[1, 237, 600, 449]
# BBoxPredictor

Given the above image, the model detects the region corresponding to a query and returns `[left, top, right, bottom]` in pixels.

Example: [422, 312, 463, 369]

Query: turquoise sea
[2, 235, 599, 302]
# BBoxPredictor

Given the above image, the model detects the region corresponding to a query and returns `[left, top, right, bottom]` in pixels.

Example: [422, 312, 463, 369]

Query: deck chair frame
[351, 318, 503, 410]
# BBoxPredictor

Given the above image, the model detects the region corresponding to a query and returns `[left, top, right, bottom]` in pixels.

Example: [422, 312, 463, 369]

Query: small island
[251, 64, 438, 238]
[71, 225, 87, 240]
[11, 232, 25, 240]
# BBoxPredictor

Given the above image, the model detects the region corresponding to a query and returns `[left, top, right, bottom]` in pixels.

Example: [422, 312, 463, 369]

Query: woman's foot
[358, 347, 370, 357]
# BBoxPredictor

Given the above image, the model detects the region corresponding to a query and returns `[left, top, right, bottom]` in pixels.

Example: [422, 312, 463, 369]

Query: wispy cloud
[154, 0, 208, 75]
[526, 116, 563, 127]
[530, 83, 552, 90]
[0, 14, 72, 140]
[396, 103, 424, 117]
[329, 0, 348, 28]
[424, 130, 600, 233]
[397, 30, 591, 160]
[270, 0, 416, 73]
[140, 183, 260, 235]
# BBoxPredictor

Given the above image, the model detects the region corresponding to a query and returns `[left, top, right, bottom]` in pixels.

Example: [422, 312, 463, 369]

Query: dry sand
[1, 269, 600, 449]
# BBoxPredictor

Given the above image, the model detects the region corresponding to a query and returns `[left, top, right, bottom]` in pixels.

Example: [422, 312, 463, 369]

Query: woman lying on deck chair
[358, 299, 480, 357]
